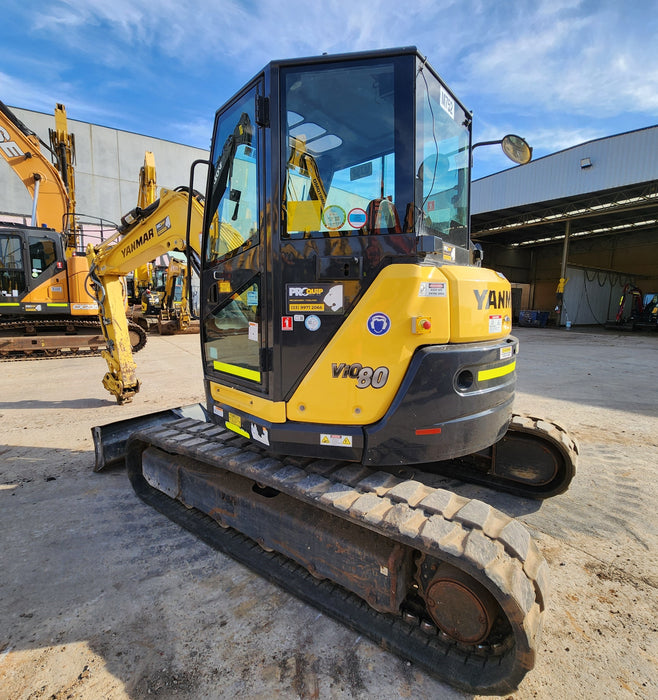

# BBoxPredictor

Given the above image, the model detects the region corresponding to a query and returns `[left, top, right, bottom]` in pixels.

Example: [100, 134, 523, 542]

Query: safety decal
[367, 313, 390, 336]
[248, 321, 258, 341]
[251, 423, 270, 446]
[156, 216, 171, 236]
[247, 290, 258, 305]
[281, 316, 293, 331]
[304, 314, 321, 331]
[322, 204, 347, 230]
[286, 283, 343, 314]
[489, 315, 503, 333]
[332, 362, 389, 389]
[293, 314, 305, 322]
[439, 86, 455, 120]
[320, 434, 353, 447]
[212, 404, 224, 417]
[500, 346, 513, 360]
[443, 244, 455, 262]
[72, 303, 98, 310]
[347, 207, 367, 229]
[419, 281, 447, 297]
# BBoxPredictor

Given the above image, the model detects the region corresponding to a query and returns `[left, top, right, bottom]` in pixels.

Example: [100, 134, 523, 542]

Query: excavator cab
[200, 47, 514, 465]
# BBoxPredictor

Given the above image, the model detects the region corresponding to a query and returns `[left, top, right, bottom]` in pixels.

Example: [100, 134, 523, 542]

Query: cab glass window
[29, 236, 57, 278]
[0, 234, 26, 296]
[203, 278, 261, 382]
[206, 87, 259, 264]
[282, 61, 404, 237]
[415, 62, 470, 250]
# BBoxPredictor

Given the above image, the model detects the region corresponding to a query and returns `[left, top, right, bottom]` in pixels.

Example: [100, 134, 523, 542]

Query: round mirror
[501, 134, 532, 165]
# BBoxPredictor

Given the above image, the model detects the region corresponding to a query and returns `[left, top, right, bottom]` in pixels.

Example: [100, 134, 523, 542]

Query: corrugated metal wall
[473, 126, 658, 214]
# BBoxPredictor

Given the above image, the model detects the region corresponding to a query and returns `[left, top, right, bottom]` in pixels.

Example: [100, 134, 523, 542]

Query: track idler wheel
[415, 555, 509, 647]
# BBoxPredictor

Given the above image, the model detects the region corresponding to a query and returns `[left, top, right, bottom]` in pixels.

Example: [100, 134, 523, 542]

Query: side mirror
[501, 134, 533, 165]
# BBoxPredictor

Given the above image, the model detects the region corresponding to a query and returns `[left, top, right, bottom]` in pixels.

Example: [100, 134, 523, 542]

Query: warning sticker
[320, 434, 353, 447]
[489, 315, 503, 333]
[500, 345, 513, 360]
[419, 281, 447, 298]
[286, 284, 343, 314]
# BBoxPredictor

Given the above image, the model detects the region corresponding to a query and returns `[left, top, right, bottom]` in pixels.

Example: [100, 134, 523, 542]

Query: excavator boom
[86, 187, 205, 403]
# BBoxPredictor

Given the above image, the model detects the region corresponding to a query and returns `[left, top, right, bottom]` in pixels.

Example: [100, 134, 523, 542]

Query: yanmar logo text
[121, 229, 154, 258]
[474, 289, 511, 310]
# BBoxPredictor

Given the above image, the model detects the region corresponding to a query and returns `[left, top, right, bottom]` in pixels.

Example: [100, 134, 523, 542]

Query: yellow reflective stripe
[226, 421, 250, 438]
[0, 302, 20, 306]
[213, 360, 261, 382]
[478, 360, 516, 382]
[47, 303, 69, 307]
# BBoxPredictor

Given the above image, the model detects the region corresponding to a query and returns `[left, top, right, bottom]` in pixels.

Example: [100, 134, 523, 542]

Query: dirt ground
[0, 327, 656, 700]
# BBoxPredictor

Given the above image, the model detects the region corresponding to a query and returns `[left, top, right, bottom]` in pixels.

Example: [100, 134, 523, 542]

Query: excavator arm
[86, 187, 204, 404]
[0, 101, 71, 231]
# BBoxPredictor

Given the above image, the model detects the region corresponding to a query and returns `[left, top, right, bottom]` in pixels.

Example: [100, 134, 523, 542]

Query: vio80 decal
[332, 362, 389, 389]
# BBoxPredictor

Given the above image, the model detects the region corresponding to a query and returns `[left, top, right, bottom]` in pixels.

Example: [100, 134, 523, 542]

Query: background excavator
[126, 152, 200, 336]
[92, 48, 578, 693]
[85, 184, 205, 402]
[0, 101, 147, 357]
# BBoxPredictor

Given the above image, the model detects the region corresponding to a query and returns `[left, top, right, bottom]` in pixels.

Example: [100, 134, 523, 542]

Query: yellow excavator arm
[86, 187, 204, 403]
[0, 101, 71, 232]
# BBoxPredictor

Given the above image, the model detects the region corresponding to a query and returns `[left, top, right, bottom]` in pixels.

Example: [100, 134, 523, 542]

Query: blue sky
[1, 0, 657, 179]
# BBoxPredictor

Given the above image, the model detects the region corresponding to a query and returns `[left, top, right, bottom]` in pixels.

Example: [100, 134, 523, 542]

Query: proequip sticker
[367, 313, 391, 336]
[419, 281, 447, 297]
[304, 314, 321, 331]
[322, 205, 346, 230]
[320, 434, 353, 447]
[500, 346, 513, 360]
[286, 283, 343, 314]
[347, 207, 367, 228]
[489, 315, 503, 333]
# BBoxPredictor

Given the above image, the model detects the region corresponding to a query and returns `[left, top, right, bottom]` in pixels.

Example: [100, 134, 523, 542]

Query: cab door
[200, 80, 269, 394]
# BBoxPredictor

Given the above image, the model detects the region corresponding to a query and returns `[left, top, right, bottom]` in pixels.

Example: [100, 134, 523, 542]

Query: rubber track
[0, 318, 147, 359]
[125, 417, 549, 694]
[445, 413, 579, 499]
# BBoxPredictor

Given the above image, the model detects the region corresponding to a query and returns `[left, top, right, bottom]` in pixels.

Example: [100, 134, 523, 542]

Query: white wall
[0, 106, 209, 227]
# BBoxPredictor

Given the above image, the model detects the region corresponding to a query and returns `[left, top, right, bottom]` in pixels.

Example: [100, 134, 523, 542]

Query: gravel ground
[0, 327, 656, 699]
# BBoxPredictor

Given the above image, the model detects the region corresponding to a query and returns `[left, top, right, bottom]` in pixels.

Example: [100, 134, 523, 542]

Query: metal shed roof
[471, 126, 658, 247]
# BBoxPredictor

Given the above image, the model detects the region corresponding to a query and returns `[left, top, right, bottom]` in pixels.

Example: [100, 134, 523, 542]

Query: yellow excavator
[127, 152, 200, 335]
[86, 185, 205, 402]
[92, 49, 578, 693]
[0, 101, 147, 356]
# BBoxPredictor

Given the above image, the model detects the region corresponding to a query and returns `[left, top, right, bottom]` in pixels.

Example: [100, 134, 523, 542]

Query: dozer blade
[91, 403, 207, 471]
[120, 416, 549, 695]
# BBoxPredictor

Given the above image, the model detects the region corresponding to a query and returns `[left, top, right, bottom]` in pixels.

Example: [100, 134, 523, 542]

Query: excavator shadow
[0, 444, 472, 699]
[0, 398, 112, 410]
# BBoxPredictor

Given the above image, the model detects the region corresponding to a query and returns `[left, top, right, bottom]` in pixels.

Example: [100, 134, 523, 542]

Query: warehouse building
[472, 126, 658, 327]
[0, 106, 209, 234]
